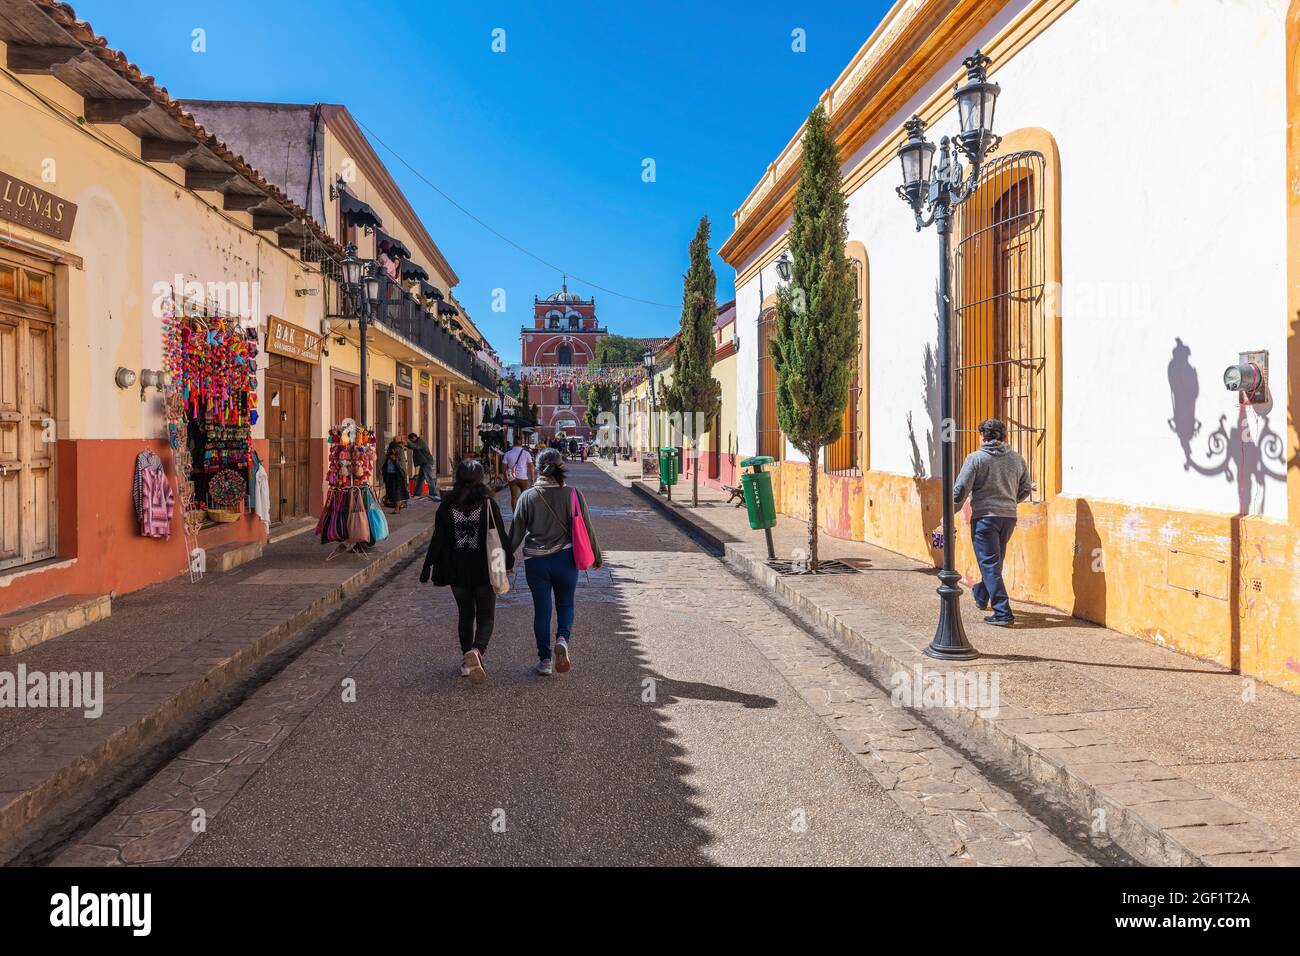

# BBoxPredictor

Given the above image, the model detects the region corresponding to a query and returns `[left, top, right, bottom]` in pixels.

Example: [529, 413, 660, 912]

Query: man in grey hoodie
[953, 419, 1032, 625]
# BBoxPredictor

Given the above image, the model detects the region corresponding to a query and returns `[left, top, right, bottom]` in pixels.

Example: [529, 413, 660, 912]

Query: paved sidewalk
[599, 462, 1300, 866]
[0, 497, 437, 861]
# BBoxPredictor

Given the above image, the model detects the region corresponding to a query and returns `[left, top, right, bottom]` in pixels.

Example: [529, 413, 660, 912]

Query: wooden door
[266, 354, 312, 524]
[397, 395, 410, 445]
[333, 379, 357, 427]
[0, 258, 56, 571]
[419, 391, 429, 444]
[374, 386, 391, 450]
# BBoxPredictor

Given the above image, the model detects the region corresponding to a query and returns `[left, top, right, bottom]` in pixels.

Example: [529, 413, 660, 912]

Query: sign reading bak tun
[0, 171, 77, 241]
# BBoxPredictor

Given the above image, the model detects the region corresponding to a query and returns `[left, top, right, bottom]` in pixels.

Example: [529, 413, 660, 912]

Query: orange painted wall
[773, 461, 1300, 694]
[0, 438, 268, 614]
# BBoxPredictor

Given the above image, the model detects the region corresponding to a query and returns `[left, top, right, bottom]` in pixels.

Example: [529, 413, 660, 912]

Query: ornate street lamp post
[895, 49, 1002, 661]
[643, 348, 661, 491]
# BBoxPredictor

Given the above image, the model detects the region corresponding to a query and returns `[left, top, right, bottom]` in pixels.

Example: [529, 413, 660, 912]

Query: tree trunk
[807, 447, 819, 571]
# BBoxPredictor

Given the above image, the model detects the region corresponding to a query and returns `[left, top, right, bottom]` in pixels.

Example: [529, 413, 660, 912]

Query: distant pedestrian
[420, 459, 513, 683]
[507, 448, 602, 676]
[382, 440, 410, 513]
[405, 432, 439, 500]
[503, 434, 534, 509]
[568, 437, 578, 458]
[953, 419, 1032, 626]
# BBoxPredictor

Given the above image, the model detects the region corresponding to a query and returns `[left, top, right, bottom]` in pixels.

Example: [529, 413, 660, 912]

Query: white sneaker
[554, 638, 571, 673]
[462, 649, 486, 684]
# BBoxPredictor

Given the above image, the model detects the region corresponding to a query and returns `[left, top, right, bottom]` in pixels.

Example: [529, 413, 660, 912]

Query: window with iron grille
[824, 256, 864, 475]
[756, 306, 781, 459]
[953, 150, 1047, 502]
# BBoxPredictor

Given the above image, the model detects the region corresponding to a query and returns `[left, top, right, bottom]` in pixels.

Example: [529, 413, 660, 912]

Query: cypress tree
[769, 105, 857, 570]
[661, 216, 722, 507]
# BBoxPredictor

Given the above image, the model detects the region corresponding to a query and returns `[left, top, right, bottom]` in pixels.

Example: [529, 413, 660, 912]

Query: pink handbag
[570, 488, 596, 570]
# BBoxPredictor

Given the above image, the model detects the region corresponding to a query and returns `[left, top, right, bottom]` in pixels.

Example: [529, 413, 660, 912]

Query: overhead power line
[352, 117, 677, 310]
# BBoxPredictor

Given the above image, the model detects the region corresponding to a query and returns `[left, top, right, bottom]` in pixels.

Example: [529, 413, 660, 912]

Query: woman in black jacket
[419, 459, 513, 683]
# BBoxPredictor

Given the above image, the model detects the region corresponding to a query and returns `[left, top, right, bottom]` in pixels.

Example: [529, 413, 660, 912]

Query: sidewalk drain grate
[765, 558, 861, 576]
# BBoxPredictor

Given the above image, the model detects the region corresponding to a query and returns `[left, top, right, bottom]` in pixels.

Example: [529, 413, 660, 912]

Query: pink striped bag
[570, 488, 596, 570]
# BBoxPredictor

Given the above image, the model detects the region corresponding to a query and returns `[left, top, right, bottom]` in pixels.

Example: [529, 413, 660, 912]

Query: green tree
[584, 382, 613, 429]
[661, 216, 722, 507]
[769, 105, 857, 569]
[594, 334, 648, 367]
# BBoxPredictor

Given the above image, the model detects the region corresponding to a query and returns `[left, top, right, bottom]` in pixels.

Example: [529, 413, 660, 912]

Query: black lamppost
[895, 49, 1002, 662]
[643, 348, 662, 489]
[339, 244, 384, 431]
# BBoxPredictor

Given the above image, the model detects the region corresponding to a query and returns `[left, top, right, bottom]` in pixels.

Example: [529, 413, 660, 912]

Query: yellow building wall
[771, 460, 1300, 695]
[0, 50, 323, 446]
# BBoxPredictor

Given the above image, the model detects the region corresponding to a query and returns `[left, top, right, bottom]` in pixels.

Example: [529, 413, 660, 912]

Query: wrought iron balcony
[336, 277, 498, 392]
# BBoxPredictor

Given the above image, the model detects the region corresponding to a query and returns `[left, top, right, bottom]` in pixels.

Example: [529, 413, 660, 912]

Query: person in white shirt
[503, 434, 535, 509]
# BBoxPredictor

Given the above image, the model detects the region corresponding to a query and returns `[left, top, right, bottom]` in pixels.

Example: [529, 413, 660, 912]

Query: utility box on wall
[1223, 350, 1269, 406]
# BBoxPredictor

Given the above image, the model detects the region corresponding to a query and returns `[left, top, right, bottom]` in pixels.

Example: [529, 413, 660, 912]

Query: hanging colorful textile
[320, 426, 385, 550]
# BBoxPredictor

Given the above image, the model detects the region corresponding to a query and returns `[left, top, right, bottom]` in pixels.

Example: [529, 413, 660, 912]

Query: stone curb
[625, 476, 1296, 867]
[0, 524, 432, 859]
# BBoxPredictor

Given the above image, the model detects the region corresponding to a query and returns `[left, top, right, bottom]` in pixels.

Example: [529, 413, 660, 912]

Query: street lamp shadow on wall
[894, 49, 1003, 662]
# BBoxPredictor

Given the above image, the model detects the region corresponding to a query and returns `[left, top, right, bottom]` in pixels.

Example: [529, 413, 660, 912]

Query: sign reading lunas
[0, 172, 77, 241]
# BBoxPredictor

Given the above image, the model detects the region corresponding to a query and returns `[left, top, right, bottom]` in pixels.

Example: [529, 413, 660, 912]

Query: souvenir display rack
[318, 425, 388, 558]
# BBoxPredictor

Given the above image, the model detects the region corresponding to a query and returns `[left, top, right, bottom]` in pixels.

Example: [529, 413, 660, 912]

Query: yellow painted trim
[729, 0, 1082, 283]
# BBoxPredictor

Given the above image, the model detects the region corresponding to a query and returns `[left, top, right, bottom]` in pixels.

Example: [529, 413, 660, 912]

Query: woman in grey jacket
[507, 448, 602, 675]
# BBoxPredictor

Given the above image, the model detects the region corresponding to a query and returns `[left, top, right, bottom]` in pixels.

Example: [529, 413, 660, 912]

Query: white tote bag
[486, 502, 510, 595]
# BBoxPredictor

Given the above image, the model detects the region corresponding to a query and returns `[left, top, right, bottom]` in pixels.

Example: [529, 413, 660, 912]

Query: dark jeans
[524, 549, 578, 661]
[413, 462, 436, 497]
[971, 516, 1017, 619]
[451, 585, 496, 654]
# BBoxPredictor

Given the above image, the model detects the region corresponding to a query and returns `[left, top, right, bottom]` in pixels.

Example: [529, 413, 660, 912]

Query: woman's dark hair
[449, 458, 490, 508]
[978, 418, 1007, 442]
[536, 447, 566, 484]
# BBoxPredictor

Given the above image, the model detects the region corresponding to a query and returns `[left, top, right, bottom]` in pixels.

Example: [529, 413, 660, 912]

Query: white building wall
[732, 0, 1288, 518]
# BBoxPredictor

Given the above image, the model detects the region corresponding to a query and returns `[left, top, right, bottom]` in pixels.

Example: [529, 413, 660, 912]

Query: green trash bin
[739, 455, 776, 531]
[658, 447, 680, 486]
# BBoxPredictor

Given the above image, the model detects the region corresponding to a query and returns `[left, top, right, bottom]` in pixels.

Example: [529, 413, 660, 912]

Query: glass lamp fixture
[896, 115, 936, 212]
[775, 251, 792, 282]
[953, 49, 1001, 163]
[340, 244, 364, 288]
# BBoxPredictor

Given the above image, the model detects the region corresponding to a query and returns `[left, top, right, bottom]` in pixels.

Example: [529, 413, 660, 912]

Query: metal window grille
[825, 257, 865, 475]
[757, 307, 781, 459]
[953, 150, 1047, 502]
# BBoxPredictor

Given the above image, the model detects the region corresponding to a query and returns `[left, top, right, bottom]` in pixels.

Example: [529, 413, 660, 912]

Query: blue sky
[73, 0, 892, 362]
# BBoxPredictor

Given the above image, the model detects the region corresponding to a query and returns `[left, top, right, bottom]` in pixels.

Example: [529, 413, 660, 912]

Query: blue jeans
[524, 549, 579, 660]
[413, 462, 436, 497]
[971, 516, 1017, 619]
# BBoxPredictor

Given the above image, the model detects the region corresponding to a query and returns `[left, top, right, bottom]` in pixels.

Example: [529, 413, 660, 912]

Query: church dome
[545, 289, 583, 303]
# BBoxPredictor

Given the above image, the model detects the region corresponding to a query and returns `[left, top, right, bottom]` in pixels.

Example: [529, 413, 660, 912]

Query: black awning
[401, 261, 429, 283]
[436, 300, 458, 316]
[338, 187, 383, 230]
[377, 230, 410, 261]
[419, 279, 444, 301]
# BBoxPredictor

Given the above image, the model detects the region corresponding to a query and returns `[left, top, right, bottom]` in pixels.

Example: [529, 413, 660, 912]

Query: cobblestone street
[49, 464, 1098, 866]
